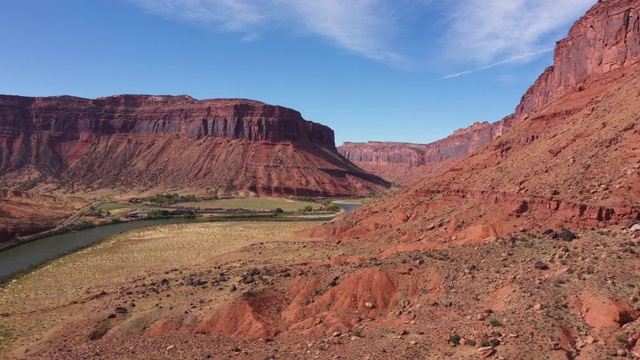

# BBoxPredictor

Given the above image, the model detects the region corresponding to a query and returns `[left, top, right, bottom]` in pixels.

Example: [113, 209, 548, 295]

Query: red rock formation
[338, 122, 498, 184]
[514, 0, 640, 118]
[313, 0, 640, 243]
[0, 95, 389, 197]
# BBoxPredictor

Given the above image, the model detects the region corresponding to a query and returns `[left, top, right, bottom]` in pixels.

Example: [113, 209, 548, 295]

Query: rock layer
[0, 95, 389, 196]
[515, 0, 640, 117]
[338, 122, 498, 184]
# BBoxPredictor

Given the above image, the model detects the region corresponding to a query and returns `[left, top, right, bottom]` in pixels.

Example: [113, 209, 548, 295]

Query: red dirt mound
[195, 289, 288, 339]
[572, 292, 640, 329]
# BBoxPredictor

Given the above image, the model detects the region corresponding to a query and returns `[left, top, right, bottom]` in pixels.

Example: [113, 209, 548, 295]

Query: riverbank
[0, 215, 337, 283]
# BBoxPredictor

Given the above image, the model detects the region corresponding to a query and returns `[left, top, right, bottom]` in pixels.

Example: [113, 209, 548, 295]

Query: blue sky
[0, 0, 595, 145]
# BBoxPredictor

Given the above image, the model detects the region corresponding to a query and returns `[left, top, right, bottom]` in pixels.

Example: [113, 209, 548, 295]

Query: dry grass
[0, 221, 316, 313]
[0, 220, 327, 356]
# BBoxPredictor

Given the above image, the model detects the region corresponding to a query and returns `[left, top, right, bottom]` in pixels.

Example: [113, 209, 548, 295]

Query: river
[0, 203, 361, 280]
[0, 218, 190, 280]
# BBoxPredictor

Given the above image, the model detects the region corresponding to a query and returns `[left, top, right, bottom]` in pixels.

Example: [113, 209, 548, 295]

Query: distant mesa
[0, 95, 389, 197]
[338, 121, 499, 184]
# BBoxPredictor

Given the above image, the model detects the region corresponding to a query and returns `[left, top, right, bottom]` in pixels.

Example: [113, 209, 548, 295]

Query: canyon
[3, 1, 640, 359]
[316, 0, 640, 244]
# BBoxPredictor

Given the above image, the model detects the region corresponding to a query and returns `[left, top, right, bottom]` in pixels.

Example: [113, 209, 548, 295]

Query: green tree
[325, 202, 340, 212]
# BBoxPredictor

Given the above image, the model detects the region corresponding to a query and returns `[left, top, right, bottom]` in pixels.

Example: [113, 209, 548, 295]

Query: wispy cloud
[128, 0, 405, 66]
[442, 48, 553, 79]
[127, 0, 596, 72]
[445, 0, 594, 64]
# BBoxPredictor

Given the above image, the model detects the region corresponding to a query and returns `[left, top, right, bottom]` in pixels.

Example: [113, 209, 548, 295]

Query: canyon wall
[0, 95, 389, 196]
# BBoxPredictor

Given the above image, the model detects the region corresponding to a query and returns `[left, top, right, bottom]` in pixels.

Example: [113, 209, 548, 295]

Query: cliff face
[338, 122, 498, 184]
[515, 0, 640, 117]
[313, 0, 640, 243]
[340, 122, 496, 166]
[0, 95, 335, 149]
[0, 95, 389, 196]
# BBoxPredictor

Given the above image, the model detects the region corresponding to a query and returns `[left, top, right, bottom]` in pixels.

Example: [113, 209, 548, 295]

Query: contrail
[442, 48, 554, 79]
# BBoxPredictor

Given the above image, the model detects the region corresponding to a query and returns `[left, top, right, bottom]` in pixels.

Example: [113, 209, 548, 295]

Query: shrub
[449, 333, 461, 345]
[489, 319, 502, 327]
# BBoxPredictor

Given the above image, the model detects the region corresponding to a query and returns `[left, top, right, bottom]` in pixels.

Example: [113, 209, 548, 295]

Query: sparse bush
[480, 339, 491, 347]
[489, 319, 502, 327]
[449, 333, 461, 345]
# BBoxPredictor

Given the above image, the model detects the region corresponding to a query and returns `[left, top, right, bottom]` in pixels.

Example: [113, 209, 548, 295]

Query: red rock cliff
[339, 122, 496, 166]
[0, 95, 389, 196]
[514, 0, 640, 117]
[0, 95, 336, 148]
[338, 122, 498, 184]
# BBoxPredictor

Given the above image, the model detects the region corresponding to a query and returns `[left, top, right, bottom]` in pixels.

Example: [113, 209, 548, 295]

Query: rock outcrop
[0, 95, 389, 196]
[514, 0, 640, 117]
[338, 122, 498, 184]
[313, 0, 640, 243]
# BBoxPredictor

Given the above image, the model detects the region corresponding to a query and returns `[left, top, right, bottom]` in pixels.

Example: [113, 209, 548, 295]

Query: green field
[95, 203, 159, 211]
[95, 198, 320, 212]
[179, 198, 319, 211]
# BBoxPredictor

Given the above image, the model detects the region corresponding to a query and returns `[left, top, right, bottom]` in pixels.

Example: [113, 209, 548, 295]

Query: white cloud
[127, 0, 596, 72]
[445, 0, 595, 64]
[276, 0, 404, 65]
[129, 0, 405, 66]
[129, 0, 266, 31]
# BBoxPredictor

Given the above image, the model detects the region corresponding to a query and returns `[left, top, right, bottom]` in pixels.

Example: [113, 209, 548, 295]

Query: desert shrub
[449, 333, 461, 345]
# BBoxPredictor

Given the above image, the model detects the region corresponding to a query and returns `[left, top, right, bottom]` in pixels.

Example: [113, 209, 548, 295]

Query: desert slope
[0, 95, 389, 197]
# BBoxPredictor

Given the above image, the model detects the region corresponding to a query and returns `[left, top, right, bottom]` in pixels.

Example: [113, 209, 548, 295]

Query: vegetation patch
[0, 326, 15, 351]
